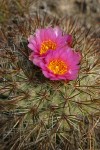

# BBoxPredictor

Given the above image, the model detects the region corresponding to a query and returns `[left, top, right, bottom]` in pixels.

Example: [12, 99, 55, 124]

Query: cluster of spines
[0, 13, 100, 150]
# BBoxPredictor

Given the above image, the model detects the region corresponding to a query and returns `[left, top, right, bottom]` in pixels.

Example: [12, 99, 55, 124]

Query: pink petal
[65, 35, 73, 46]
[28, 43, 35, 50]
[28, 35, 34, 43]
[53, 27, 62, 37]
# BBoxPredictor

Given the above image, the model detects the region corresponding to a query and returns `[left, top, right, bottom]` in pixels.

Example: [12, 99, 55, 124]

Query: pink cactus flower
[28, 27, 72, 66]
[39, 47, 81, 80]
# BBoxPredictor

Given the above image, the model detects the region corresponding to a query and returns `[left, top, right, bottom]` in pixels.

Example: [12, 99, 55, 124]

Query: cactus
[0, 13, 100, 150]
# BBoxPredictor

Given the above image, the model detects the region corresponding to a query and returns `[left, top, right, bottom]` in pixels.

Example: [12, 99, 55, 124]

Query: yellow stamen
[48, 59, 68, 75]
[40, 40, 56, 55]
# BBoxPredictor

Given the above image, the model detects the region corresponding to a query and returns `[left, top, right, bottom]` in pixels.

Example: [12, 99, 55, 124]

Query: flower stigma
[40, 40, 57, 55]
[48, 59, 68, 75]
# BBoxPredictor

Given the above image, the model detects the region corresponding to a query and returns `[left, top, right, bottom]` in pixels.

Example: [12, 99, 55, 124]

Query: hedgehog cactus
[0, 14, 100, 150]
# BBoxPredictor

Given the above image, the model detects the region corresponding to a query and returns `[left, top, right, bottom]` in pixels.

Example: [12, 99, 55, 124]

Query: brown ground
[30, 0, 100, 37]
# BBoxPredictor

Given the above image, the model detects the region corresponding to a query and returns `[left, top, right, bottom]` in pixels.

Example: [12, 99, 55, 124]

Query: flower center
[48, 59, 68, 75]
[40, 40, 56, 55]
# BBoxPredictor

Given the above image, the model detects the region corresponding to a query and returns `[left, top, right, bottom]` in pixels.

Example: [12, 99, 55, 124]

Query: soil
[30, 0, 100, 37]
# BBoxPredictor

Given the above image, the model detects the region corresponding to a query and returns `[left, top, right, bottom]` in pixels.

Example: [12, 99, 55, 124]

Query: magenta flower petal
[28, 27, 80, 80]
[65, 35, 73, 46]
[53, 27, 62, 37]
[28, 27, 73, 61]
[29, 52, 34, 61]
[40, 47, 81, 80]
[28, 35, 34, 43]
[28, 35, 38, 52]
[28, 43, 35, 50]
